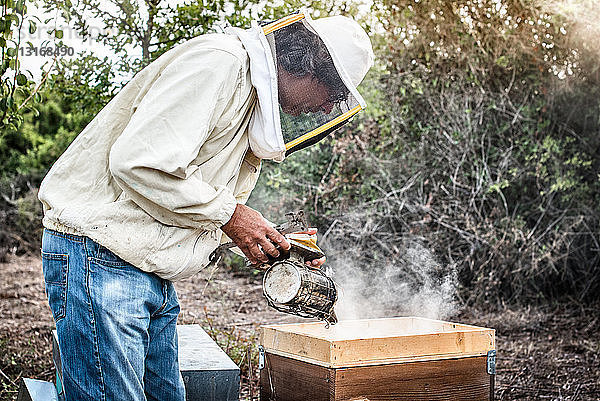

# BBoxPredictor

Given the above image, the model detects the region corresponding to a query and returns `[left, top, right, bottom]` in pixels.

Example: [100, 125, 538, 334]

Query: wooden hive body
[259, 317, 496, 401]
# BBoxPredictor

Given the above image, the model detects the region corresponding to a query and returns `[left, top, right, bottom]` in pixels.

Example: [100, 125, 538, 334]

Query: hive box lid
[260, 317, 495, 368]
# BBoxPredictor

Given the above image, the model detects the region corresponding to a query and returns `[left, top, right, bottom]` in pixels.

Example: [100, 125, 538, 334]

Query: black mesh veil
[260, 13, 363, 156]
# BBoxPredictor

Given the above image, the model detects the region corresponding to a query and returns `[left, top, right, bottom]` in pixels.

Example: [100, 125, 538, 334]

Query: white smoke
[322, 214, 459, 321]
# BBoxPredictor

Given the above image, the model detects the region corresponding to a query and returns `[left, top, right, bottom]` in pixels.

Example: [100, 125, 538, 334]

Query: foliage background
[1, 0, 598, 305]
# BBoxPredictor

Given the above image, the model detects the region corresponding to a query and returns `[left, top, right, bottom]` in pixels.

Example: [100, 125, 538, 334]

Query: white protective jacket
[38, 34, 260, 281]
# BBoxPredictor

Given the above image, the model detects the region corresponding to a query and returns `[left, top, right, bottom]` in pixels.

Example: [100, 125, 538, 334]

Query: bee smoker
[261, 234, 338, 326]
[209, 211, 338, 326]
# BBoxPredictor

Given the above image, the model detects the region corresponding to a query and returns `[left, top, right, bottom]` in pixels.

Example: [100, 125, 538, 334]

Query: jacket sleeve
[109, 48, 242, 230]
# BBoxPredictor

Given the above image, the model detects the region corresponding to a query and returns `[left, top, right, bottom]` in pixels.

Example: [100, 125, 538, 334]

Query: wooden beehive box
[259, 317, 496, 401]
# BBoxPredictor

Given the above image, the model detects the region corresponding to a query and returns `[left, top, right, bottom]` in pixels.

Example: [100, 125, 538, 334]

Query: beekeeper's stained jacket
[38, 34, 260, 281]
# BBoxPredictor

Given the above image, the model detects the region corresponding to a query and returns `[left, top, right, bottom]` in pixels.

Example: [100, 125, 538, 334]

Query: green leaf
[16, 73, 27, 85]
[9, 13, 21, 25]
[15, 0, 25, 15]
[55, 29, 63, 39]
[495, 55, 509, 68]
[6, 47, 16, 56]
[28, 21, 36, 34]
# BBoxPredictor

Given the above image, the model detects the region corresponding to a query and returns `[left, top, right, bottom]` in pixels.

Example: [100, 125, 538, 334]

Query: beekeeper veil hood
[228, 10, 374, 162]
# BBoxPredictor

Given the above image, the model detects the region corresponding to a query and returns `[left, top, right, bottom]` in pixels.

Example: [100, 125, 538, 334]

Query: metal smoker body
[262, 236, 338, 326]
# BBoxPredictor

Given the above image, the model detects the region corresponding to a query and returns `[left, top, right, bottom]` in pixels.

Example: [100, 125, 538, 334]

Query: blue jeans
[41, 229, 185, 401]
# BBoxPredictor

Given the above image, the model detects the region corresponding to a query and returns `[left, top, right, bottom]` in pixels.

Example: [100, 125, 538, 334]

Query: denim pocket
[90, 245, 131, 269]
[41, 251, 69, 322]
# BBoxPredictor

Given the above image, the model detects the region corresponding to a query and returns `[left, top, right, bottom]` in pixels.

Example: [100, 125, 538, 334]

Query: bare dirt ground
[1, 254, 598, 400]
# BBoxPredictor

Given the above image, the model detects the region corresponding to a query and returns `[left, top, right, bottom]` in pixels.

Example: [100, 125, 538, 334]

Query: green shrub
[251, 0, 600, 305]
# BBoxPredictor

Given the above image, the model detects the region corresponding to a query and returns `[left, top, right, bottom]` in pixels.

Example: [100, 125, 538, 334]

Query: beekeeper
[38, 10, 373, 401]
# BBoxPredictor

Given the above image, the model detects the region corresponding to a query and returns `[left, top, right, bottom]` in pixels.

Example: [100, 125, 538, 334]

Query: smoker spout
[324, 310, 338, 328]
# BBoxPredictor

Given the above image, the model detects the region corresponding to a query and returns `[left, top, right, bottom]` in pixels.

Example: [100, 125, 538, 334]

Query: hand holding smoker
[211, 211, 338, 325]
